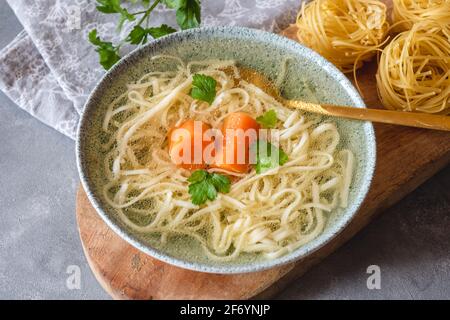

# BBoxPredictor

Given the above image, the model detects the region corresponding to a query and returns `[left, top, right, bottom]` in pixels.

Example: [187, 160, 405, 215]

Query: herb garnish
[88, 29, 121, 70]
[252, 140, 288, 174]
[256, 110, 278, 128]
[190, 74, 217, 105]
[89, 0, 201, 70]
[187, 170, 231, 205]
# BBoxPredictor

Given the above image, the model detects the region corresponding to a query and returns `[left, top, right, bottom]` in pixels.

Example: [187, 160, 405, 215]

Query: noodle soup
[100, 57, 354, 262]
[77, 27, 375, 273]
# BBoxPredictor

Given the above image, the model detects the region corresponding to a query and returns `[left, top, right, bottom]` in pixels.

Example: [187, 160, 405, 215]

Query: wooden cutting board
[76, 3, 450, 299]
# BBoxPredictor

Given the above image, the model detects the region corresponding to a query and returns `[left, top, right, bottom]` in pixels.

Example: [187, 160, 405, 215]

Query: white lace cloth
[0, 0, 300, 139]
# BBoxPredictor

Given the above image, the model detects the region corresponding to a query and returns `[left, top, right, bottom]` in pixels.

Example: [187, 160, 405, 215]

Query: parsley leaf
[147, 24, 177, 39]
[187, 169, 207, 183]
[190, 74, 217, 105]
[176, 0, 201, 30]
[127, 24, 176, 45]
[188, 179, 214, 205]
[205, 183, 217, 201]
[163, 0, 201, 29]
[96, 0, 135, 22]
[210, 173, 231, 193]
[252, 140, 288, 174]
[127, 25, 148, 44]
[188, 170, 231, 205]
[89, 29, 121, 70]
[256, 110, 278, 128]
[162, 0, 183, 8]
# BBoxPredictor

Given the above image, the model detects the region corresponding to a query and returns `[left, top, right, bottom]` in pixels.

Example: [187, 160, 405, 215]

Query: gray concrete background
[0, 2, 449, 300]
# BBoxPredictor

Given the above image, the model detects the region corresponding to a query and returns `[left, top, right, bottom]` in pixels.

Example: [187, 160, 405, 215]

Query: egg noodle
[376, 21, 450, 114]
[101, 56, 354, 261]
[392, 0, 450, 32]
[295, 0, 390, 75]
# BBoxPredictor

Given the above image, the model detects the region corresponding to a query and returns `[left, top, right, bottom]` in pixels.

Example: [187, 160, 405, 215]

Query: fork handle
[286, 100, 450, 131]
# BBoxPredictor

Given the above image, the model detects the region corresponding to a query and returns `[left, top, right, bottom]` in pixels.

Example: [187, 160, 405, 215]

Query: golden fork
[239, 67, 450, 131]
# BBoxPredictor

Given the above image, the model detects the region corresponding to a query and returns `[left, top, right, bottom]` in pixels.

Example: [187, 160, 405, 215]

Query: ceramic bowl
[76, 26, 376, 274]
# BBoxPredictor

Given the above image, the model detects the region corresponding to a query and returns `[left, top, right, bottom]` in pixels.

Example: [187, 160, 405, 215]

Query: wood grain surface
[76, 3, 450, 299]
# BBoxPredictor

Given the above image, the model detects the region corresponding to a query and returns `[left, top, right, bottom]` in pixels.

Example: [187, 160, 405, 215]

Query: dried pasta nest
[296, 0, 390, 73]
[376, 22, 450, 114]
[392, 0, 450, 32]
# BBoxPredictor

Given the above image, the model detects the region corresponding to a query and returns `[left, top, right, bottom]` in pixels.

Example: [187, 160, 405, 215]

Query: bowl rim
[76, 26, 376, 274]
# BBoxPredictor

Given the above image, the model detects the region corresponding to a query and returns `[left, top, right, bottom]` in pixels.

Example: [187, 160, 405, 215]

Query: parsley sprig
[256, 110, 278, 128]
[252, 140, 288, 174]
[190, 74, 217, 105]
[89, 29, 122, 70]
[89, 0, 201, 70]
[187, 170, 231, 205]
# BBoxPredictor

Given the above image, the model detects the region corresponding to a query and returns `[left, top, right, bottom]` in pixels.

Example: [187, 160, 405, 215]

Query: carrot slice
[169, 120, 213, 170]
[213, 112, 260, 173]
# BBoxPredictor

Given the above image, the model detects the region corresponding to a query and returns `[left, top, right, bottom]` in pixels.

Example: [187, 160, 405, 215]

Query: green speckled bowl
[76, 27, 376, 274]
